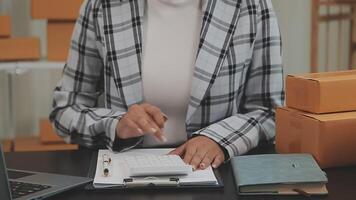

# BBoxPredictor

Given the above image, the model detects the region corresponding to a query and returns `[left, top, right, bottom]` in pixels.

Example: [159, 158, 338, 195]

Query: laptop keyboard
[10, 181, 51, 199]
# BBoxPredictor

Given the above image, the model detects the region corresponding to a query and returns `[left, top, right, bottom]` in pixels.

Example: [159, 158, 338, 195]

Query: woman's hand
[169, 136, 225, 170]
[116, 103, 167, 142]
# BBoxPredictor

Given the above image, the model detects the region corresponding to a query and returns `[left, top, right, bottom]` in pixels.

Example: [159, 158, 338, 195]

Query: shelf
[319, 0, 356, 5]
[14, 136, 78, 152]
[0, 60, 65, 74]
[311, 0, 356, 72]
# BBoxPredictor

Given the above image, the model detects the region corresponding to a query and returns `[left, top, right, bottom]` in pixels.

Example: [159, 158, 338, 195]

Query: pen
[102, 154, 111, 177]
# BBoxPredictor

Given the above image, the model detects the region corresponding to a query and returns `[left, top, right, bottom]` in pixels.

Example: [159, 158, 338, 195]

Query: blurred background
[0, 0, 356, 151]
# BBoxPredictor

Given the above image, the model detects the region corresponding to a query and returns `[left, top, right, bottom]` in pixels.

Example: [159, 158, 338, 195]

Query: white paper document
[93, 148, 219, 188]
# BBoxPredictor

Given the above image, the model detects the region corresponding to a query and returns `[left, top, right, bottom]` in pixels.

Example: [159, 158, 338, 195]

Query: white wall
[272, 0, 312, 75]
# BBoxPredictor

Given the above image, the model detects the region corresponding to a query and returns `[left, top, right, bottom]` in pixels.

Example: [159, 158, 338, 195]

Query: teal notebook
[231, 154, 328, 195]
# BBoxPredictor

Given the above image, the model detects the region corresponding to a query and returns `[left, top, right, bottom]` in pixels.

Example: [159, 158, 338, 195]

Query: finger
[124, 117, 142, 132]
[124, 118, 144, 137]
[183, 146, 197, 167]
[143, 105, 167, 128]
[189, 149, 208, 170]
[199, 153, 213, 170]
[211, 155, 224, 169]
[142, 103, 167, 120]
[136, 116, 157, 134]
[135, 116, 166, 142]
[153, 127, 167, 142]
[168, 143, 186, 157]
[146, 117, 167, 142]
[116, 117, 143, 139]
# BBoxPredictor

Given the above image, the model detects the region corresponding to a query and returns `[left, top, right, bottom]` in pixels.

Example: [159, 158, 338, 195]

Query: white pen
[102, 154, 111, 177]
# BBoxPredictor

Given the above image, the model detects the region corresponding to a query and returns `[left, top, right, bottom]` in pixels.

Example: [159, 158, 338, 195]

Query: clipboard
[85, 151, 224, 190]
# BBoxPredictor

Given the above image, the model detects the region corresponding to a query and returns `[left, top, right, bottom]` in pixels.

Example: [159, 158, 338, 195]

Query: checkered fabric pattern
[50, 0, 284, 158]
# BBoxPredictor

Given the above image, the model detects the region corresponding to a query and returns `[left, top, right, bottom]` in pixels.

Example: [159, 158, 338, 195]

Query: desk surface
[4, 146, 356, 200]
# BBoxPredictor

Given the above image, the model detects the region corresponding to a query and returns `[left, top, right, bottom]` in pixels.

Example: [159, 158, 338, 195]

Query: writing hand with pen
[116, 103, 168, 142]
[116, 103, 225, 171]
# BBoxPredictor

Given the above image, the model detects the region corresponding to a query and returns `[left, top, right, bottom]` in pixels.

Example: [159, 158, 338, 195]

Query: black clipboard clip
[123, 177, 180, 188]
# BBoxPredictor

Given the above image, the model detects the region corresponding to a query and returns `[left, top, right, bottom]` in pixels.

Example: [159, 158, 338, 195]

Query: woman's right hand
[116, 103, 167, 142]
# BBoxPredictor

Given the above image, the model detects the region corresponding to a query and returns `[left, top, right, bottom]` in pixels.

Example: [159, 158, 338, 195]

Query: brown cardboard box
[0, 15, 11, 38]
[31, 0, 83, 20]
[286, 70, 356, 114]
[275, 107, 356, 168]
[40, 119, 65, 144]
[0, 38, 40, 61]
[1, 139, 13, 152]
[14, 137, 78, 152]
[47, 22, 75, 61]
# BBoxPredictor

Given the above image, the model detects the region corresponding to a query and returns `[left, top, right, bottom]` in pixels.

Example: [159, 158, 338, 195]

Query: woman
[50, 0, 284, 170]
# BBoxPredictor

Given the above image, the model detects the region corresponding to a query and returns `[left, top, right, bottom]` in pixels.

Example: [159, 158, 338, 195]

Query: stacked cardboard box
[1, 139, 13, 152]
[0, 15, 41, 61]
[39, 119, 65, 144]
[14, 137, 78, 152]
[47, 22, 75, 61]
[0, 38, 41, 61]
[276, 70, 356, 168]
[0, 15, 11, 38]
[14, 119, 78, 152]
[31, 0, 83, 20]
[31, 0, 83, 61]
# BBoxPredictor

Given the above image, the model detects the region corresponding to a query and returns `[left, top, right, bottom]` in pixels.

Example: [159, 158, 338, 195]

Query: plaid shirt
[50, 0, 284, 158]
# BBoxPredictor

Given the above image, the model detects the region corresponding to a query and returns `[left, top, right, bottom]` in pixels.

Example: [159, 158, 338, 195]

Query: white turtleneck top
[141, 0, 202, 147]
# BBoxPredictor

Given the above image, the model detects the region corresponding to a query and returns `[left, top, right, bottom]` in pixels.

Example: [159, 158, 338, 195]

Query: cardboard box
[14, 137, 78, 152]
[47, 22, 75, 61]
[31, 0, 83, 20]
[0, 15, 11, 38]
[275, 107, 356, 168]
[1, 139, 13, 152]
[40, 119, 65, 144]
[0, 38, 40, 61]
[286, 70, 356, 114]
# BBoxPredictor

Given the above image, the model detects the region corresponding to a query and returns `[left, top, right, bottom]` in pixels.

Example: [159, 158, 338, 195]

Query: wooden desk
[4, 146, 356, 200]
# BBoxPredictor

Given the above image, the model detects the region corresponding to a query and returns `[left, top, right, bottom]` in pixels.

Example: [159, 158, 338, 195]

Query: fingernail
[212, 164, 217, 168]
[137, 128, 143, 134]
[160, 135, 167, 142]
[200, 163, 205, 169]
[162, 113, 168, 121]
[150, 128, 157, 133]
[192, 165, 196, 171]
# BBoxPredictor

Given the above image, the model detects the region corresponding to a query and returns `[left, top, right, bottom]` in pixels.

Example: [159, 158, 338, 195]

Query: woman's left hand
[169, 136, 225, 170]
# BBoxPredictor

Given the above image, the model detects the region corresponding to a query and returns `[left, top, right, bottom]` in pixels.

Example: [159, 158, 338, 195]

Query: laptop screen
[0, 145, 12, 200]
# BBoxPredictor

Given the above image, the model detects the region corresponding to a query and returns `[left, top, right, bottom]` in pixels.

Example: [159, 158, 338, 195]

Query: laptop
[0, 144, 92, 200]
